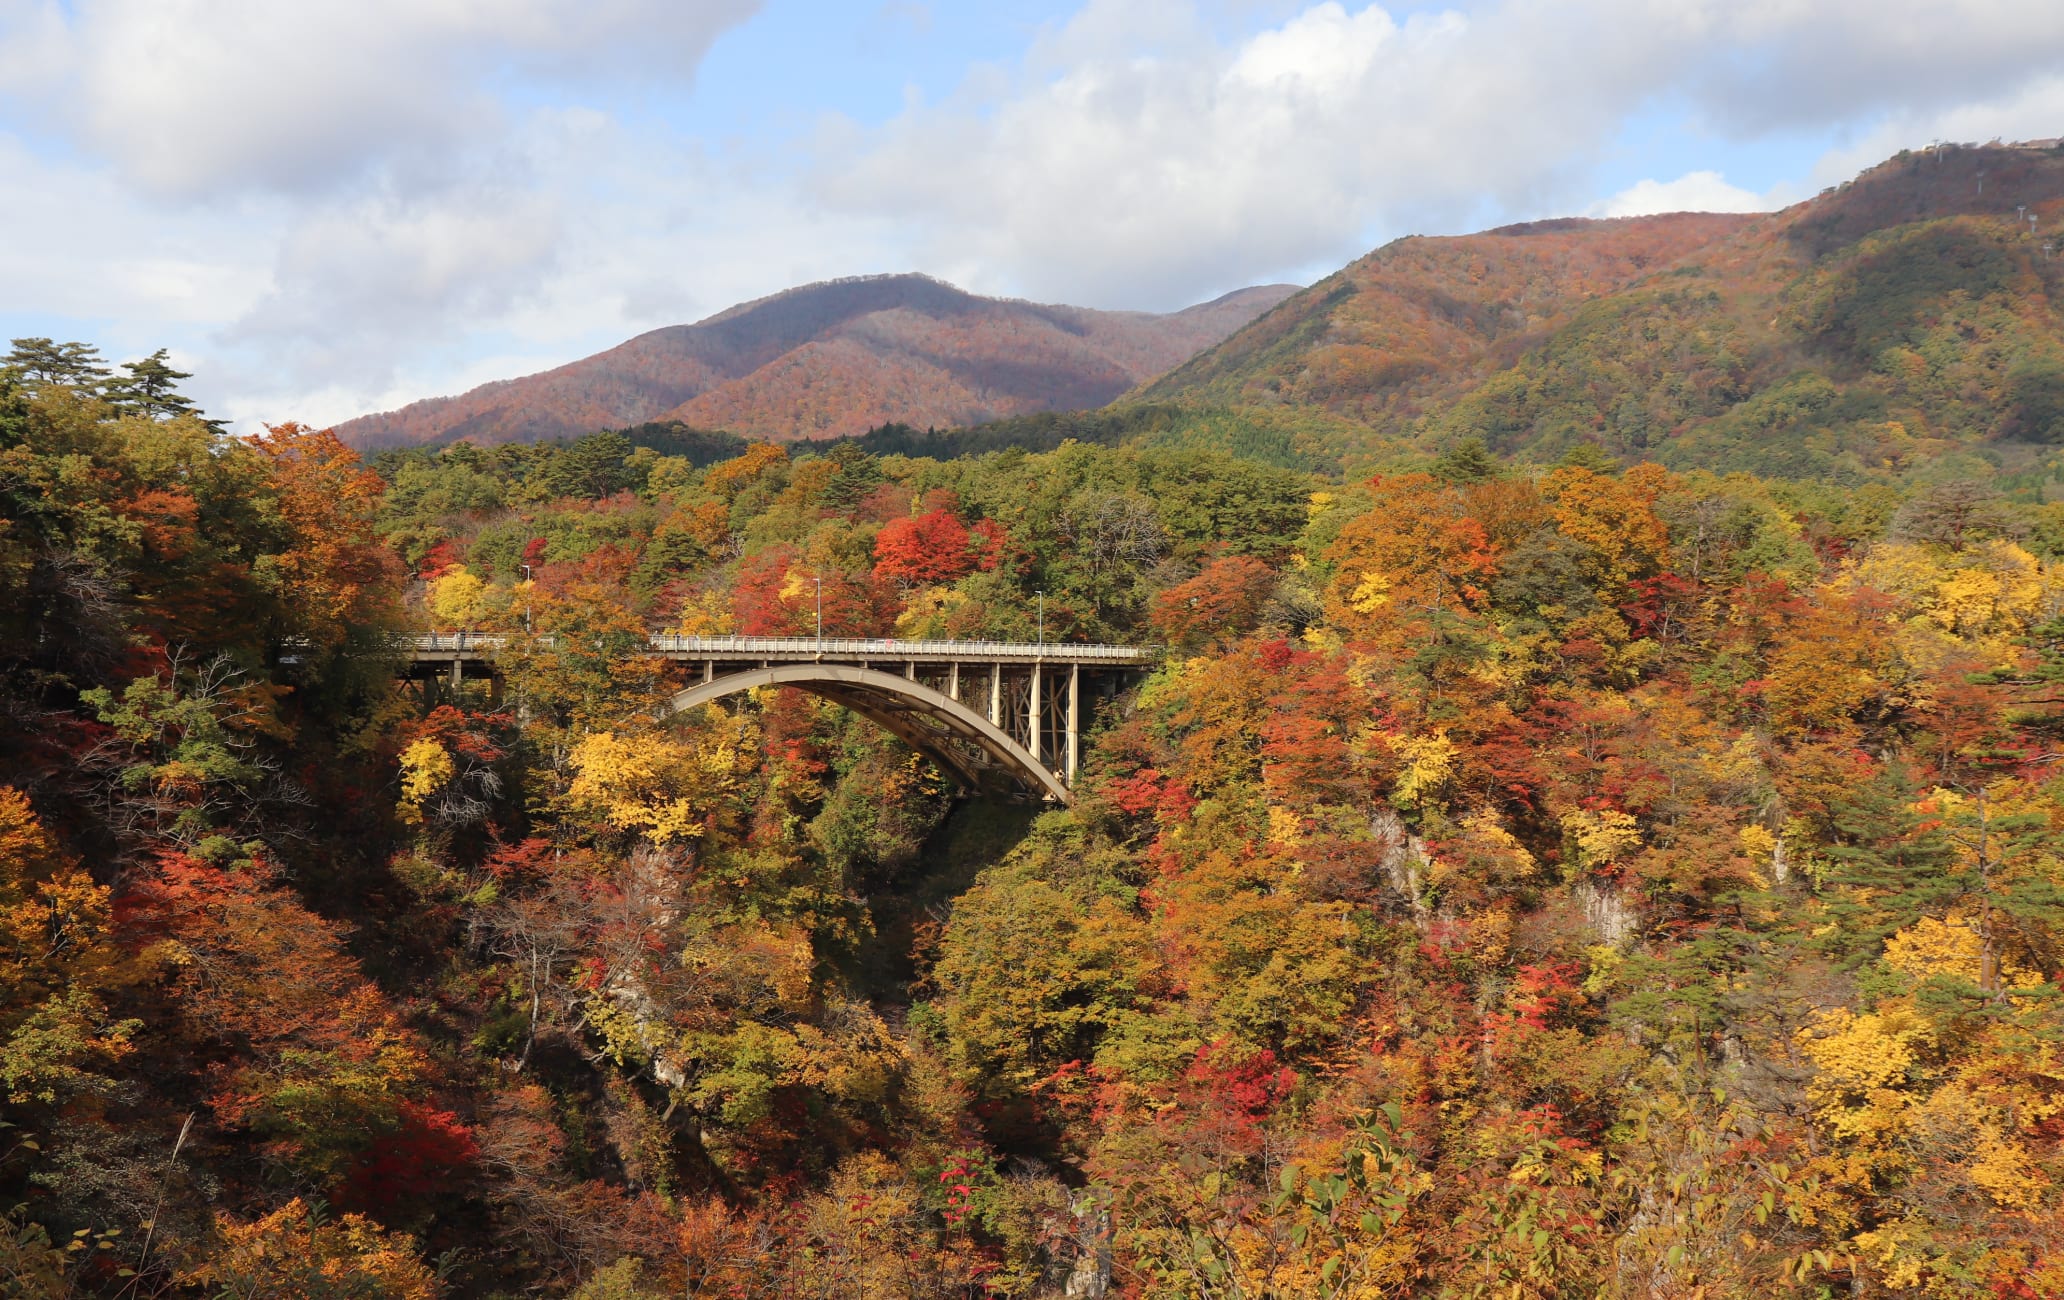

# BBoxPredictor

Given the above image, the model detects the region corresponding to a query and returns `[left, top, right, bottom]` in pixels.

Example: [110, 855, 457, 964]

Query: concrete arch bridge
[405, 634, 1158, 804]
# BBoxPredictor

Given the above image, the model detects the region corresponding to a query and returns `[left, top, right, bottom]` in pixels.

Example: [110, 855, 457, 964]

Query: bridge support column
[1066, 663, 1079, 784]
[989, 663, 1001, 727]
[450, 656, 462, 689]
[1028, 662, 1042, 764]
[702, 660, 713, 684]
[949, 662, 960, 702]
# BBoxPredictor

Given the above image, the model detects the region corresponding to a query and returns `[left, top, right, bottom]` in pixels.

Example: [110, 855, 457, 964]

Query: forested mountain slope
[14, 142, 2064, 1298]
[1137, 212, 1752, 417]
[1146, 140, 2064, 479]
[336, 276, 1296, 450]
[9, 323, 2064, 1294]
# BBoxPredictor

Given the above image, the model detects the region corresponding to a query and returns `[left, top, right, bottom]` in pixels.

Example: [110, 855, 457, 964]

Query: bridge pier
[1027, 661, 1042, 764]
[1067, 662, 1080, 783]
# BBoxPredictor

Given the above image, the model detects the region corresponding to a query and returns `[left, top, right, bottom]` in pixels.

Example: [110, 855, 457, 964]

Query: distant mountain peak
[1144, 138, 2064, 475]
[336, 276, 1298, 450]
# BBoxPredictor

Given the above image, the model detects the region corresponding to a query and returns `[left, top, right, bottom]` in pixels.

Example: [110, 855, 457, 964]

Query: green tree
[106, 347, 214, 425]
[1, 338, 109, 393]
[536, 430, 638, 499]
[1431, 436, 1500, 485]
[819, 441, 885, 511]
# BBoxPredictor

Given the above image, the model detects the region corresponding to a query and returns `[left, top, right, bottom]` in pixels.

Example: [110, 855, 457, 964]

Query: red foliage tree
[969, 518, 1010, 572]
[1151, 555, 1279, 649]
[734, 545, 896, 636]
[873, 509, 975, 586]
[339, 1100, 479, 1215]
[250, 422, 403, 650]
[1161, 1042, 1300, 1161]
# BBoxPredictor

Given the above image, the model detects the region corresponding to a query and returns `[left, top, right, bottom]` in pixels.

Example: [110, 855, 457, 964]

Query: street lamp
[518, 564, 534, 632]
[1036, 589, 1045, 647]
[814, 573, 823, 642]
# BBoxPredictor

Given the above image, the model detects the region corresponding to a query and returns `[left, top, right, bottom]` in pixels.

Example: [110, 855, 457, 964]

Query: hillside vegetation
[8, 142, 2064, 1300]
[7, 324, 2064, 1295]
[1146, 142, 2064, 481]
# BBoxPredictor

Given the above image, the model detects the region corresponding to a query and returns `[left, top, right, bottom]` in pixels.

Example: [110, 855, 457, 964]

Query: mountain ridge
[337, 274, 1298, 450]
[1142, 139, 2064, 476]
[1135, 211, 1759, 419]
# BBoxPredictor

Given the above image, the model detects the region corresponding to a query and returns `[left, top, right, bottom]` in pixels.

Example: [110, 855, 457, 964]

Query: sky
[2, 0, 2061, 431]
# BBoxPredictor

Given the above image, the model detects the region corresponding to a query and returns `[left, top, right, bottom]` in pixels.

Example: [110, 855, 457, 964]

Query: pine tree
[1888, 479, 2020, 551]
[819, 442, 883, 511]
[1972, 614, 2064, 705]
[2, 338, 110, 393]
[106, 348, 201, 421]
[1819, 763, 1958, 960]
[1431, 436, 1501, 484]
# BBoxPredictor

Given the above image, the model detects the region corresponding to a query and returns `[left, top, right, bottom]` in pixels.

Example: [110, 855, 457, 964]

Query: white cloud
[1808, 73, 2064, 187]
[0, 132, 274, 325]
[1591, 170, 1773, 218]
[9, 0, 2064, 430]
[815, 0, 2064, 309]
[815, 1, 1639, 304]
[0, 0, 773, 428]
[210, 114, 908, 430]
[2, 0, 761, 197]
[227, 188, 566, 374]
[1680, 0, 2064, 136]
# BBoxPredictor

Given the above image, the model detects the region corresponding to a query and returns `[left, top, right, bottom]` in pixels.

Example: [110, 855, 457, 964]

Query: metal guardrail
[403, 633, 1158, 662]
[650, 635, 1156, 661]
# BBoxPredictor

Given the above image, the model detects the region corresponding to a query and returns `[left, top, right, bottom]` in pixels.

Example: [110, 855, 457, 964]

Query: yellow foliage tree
[183, 1198, 440, 1300]
[893, 585, 974, 639]
[1323, 475, 1498, 653]
[426, 565, 494, 631]
[568, 721, 757, 846]
[1560, 808, 1643, 872]
[672, 587, 736, 636]
[1389, 731, 1456, 812]
[702, 443, 787, 500]
[1848, 538, 2064, 673]
[1883, 915, 2042, 991]
[0, 787, 139, 1105]
[1543, 462, 1672, 587]
[1800, 1005, 1923, 1148]
[396, 739, 456, 827]
[1757, 588, 1899, 735]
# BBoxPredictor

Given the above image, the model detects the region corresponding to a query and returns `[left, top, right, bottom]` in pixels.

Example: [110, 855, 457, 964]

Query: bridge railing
[647, 635, 1156, 661]
[402, 632, 1158, 662]
[403, 632, 501, 652]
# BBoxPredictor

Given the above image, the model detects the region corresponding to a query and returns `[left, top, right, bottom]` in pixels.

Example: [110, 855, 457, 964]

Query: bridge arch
[660, 663, 1073, 804]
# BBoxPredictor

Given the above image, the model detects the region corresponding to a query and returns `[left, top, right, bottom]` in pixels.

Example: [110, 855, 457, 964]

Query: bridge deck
[400, 634, 1157, 803]
[404, 633, 1158, 666]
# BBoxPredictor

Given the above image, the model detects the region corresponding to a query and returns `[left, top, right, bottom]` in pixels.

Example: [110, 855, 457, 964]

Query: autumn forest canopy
[8, 140, 2064, 1299]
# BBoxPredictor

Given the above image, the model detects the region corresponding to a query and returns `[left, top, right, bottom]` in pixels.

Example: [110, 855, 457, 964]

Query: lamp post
[814, 574, 823, 642]
[518, 564, 533, 633]
[1036, 589, 1045, 647]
